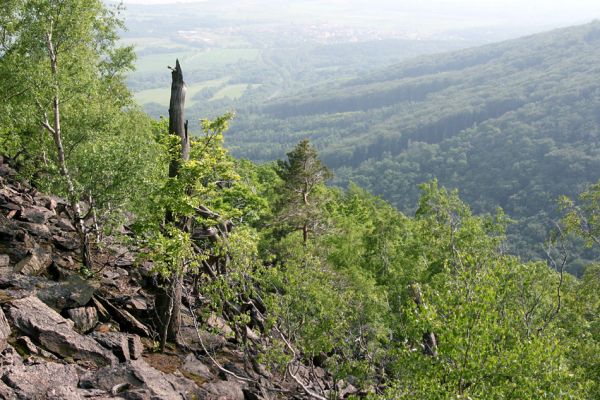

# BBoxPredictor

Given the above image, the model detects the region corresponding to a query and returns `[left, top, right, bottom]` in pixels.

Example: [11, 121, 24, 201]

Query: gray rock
[0, 380, 17, 400]
[202, 380, 245, 400]
[67, 307, 99, 333]
[53, 234, 79, 251]
[80, 359, 199, 400]
[0, 254, 9, 268]
[94, 296, 151, 337]
[16, 336, 41, 355]
[124, 296, 147, 315]
[91, 296, 111, 322]
[45, 386, 82, 400]
[37, 275, 98, 312]
[44, 197, 58, 211]
[15, 221, 51, 238]
[18, 206, 54, 224]
[177, 326, 226, 354]
[0, 345, 23, 372]
[90, 332, 143, 362]
[6, 296, 117, 366]
[2, 361, 80, 400]
[75, 388, 111, 399]
[0, 307, 11, 352]
[15, 336, 63, 360]
[54, 217, 76, 232]
[181, 354, 212, 381]
[15, 246, 52, 276]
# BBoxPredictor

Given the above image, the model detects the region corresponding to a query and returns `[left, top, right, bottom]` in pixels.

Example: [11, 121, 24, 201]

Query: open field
[134, 78, 229, 106]
[210, 84, 252, 101]
[133, 48, 259, 75]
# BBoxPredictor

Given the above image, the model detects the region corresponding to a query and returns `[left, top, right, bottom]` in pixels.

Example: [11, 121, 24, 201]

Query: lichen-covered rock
[17, 205, 55, 224]
[201, 380, 246, 400]
[80, 359, 200, 400]
[1, 361, 79, 400]
[181, 354, 212, 382]
[5, 296, 117, 366]
[14, 246, 52, 276]
[0, 255, 10, 268]
[37, 275, 98, 312]
[0, 307, 11, 352]
[67, 307, 99, 333]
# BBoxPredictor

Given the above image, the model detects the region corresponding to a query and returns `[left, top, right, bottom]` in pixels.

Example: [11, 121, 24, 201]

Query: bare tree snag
[156, 59, 189, 349]
[168, 59, 189, 175]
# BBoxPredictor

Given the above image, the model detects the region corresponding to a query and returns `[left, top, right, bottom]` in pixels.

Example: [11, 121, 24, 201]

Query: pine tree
[274, 139, 332, 243]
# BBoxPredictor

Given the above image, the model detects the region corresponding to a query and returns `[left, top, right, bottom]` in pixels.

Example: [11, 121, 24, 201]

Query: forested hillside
[227, 22, 600, 264]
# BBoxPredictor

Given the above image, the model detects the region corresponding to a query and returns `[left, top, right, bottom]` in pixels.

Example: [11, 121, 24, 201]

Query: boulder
[202, 380, 245, 400]
[0, 255, 9, 268]
[180, 354, 212, 382]
[0, 380, 17, 400]
[0, 345, 23, 372]
[15, 221, 51, 239]
[14, 336, 56, 359]
[90, 331, 143, 362]
[1, 361, 80, 400]
[123, 296, 148, 315]
[0, 307, 10, 352]
[94, 296, 151, 337]
[0, 269, 56, 302]
[177, 326, 226, 355]
[14, 246, 52, 276]
[80, 359, 199, 400]
[67, 307, 99, 333]
[53, 234, 79, 251]
[5, 296, 117, 366]
[37, 275, 98, 312]
[54, 217, 76, 232]
[17, 206, 54, 224]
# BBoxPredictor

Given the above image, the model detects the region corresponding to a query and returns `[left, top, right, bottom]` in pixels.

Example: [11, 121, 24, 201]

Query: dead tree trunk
[156, 59, 189, 349]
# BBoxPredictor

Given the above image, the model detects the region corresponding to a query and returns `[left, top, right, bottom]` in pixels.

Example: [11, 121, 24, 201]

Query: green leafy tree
[274, 139, 332, 243]
[138, 113, 265, 349]
[0, 0, 156, 268]
[379, 182, 588, 399]
[560, 181, 600, 248]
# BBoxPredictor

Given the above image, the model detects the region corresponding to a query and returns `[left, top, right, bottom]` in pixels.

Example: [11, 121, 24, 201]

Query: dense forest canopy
[0, 1, 599, 399]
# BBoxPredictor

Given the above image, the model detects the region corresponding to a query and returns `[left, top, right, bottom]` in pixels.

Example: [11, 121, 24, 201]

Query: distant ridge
[228, 21, 600, 261]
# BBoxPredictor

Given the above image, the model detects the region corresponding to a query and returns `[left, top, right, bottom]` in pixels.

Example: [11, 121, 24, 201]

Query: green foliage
[272, 139, 332, 241]
[0, 0, 160, 233]
[560, 180, 600, 248]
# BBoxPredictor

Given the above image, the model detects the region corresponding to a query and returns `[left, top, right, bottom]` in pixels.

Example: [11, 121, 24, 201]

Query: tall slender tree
[274, 139, 332, 243]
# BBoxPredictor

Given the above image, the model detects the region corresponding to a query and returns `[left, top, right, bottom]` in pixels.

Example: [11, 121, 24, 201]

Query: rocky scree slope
[0, 156, 339, 400]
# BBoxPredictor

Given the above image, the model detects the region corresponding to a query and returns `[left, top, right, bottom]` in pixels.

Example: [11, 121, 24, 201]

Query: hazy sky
[120, 0, 600, 23]
[117, 0, 600, 37]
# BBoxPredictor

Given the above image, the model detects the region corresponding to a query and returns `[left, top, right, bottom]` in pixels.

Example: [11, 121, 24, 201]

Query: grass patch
[135, 78, 229, 106]
[135, 48, 259, 75]
[210, 84, 249, 101]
